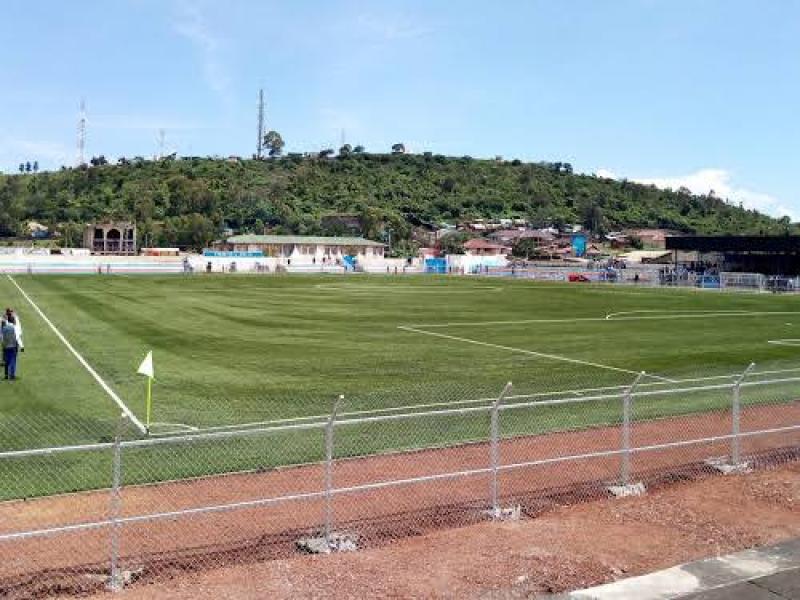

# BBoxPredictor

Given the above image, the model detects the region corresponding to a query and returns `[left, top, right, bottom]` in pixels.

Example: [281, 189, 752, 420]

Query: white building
[223, 235, 386, 264]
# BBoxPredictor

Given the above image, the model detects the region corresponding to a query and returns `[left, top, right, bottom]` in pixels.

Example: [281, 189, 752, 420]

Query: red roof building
[463, 238, 510, 256]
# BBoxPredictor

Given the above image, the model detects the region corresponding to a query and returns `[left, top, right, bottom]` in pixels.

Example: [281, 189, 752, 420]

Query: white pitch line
[603, 309, 800, 320]
[398, 325, 675, 383]
[408, 310, 800, 329]
[767, 339, 800, 347]
[6, 275, 147, 434]
[314, 284, 504, 293]
[149, 365, 800, 436]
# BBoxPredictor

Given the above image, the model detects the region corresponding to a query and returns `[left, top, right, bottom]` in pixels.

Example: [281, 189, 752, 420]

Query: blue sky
[1, 0, 798, 218]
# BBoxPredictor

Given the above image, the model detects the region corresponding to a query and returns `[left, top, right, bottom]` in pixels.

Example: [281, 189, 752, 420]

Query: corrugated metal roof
[227, 235, 385, 247]
[463, 238, 508, 249]
[617, 250, 672, 262]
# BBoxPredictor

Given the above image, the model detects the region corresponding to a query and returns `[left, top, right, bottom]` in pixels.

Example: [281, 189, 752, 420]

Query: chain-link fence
[1, 366, 799, 598]
[482, 266, 800, 293]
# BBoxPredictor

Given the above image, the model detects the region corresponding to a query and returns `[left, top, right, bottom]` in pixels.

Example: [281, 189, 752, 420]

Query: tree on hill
[512, 237, 539, 259]
[263, 130, 285, 157]
[391, 143, 406, 155]
[338, 144, 352, 157]
[581, 200, 607, 235]
[437, 232, 472, 255]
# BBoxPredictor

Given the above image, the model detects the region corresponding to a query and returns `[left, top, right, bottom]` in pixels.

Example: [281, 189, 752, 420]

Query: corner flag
[137, 351, 155, 430]
[137, 351, 154, 378]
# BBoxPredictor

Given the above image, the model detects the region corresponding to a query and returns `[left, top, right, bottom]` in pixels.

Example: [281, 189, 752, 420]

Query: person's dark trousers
[3, 347, 17, 379]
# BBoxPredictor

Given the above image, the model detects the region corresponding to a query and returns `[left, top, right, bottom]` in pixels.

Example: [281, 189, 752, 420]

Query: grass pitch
[2, 274, 800, 497]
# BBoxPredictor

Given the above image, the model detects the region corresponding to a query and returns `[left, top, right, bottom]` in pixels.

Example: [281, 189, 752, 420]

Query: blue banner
[203, 250, 264, 257]
[425, 258, 447, 274]
[571, 234, 587, 258]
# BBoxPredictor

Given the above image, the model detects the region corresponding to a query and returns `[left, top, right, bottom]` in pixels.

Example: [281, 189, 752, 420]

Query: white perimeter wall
[0, 254, 426, 275]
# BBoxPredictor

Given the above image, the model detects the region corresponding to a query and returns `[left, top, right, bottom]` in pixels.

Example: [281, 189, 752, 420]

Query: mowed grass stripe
[7, 275, 800, 437]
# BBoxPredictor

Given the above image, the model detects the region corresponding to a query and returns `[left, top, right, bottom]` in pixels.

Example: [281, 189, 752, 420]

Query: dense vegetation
[0, 153, 791, 251]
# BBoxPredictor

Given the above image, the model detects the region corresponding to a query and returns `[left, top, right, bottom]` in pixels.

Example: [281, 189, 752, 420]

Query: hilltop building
[84, 222, 137, 255]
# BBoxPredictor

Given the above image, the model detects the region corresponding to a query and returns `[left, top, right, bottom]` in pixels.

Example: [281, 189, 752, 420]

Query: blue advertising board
[203, 250, 264, 257]
[571, 234, 587, 258]
[425, 258, 447, 274]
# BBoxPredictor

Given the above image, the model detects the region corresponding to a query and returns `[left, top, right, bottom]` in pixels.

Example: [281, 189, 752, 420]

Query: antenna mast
[77, 99, 87, 166]
[256, 88, 265, 159]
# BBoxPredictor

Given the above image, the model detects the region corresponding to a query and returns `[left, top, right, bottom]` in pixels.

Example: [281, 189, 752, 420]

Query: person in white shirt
[1, 308, 22, 370]
[1, 314, 24, 380]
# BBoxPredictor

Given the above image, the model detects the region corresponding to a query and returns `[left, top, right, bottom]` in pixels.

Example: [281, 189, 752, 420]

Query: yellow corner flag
[137, 351, 155, 429]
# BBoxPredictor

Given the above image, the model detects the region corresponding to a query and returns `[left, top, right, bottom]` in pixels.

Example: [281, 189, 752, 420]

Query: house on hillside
[605, 232, 630, 249]
[463, 238, 510, 257]
[627, 229, 674, 249]
[489, 229, 555, 246]
[26, 221, 50, 240]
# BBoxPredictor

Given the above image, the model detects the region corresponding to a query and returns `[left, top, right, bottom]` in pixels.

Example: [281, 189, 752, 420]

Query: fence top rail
[2, 373, 798, 460]
[0, 440, 115, 460]
[499, 375, 800, 413]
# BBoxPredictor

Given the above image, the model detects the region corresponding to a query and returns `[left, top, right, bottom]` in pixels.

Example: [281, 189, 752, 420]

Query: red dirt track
[1, 402, 798, 598]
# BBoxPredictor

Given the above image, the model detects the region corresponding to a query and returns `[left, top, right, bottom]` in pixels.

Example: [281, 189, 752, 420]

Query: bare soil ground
[0, 403, 798, 599]
[96, 461, 800, 600]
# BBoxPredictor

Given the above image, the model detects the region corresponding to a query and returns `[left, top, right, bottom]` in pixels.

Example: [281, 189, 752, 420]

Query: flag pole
[137, 351, 155, 434]
[146, 377, 153, 430]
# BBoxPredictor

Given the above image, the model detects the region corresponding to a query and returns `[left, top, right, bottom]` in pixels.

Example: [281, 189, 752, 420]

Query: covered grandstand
[666, 235, 800, 275]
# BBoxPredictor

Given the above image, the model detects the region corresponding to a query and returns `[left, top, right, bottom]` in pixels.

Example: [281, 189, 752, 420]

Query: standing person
[1, 314, 24, 380]
[2, 308, 21, 368]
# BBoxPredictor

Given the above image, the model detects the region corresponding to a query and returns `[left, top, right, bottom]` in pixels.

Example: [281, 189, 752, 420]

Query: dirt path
[1, 402, 798, 598]
[97, 461, 800, 599]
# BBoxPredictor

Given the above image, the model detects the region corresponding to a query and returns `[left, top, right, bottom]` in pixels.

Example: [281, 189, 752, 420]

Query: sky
[1, 0, 798, 219]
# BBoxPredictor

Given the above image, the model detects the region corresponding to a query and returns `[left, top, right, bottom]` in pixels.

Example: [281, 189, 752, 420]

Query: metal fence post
[490, 382, 513, 518]
[731, 363, 756, 467]
[324, 395, 344, 543]
[621, 372, 646, 487]
[108, 413, 127, 592]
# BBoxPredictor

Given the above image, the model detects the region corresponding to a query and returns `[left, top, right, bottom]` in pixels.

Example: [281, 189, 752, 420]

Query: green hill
[0, 154, 791, 252]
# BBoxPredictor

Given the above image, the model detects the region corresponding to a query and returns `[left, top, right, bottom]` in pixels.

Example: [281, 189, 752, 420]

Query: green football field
[2, 273, 800, 497]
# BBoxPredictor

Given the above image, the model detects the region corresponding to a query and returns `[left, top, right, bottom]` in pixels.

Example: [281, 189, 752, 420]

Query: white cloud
[595, 167, 797, 222]
[172, 1, 232, 106]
